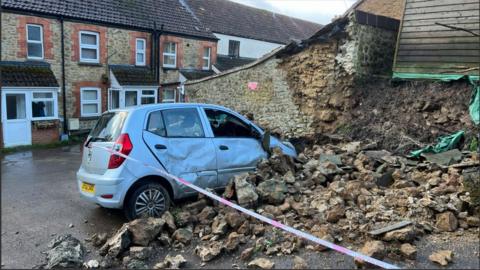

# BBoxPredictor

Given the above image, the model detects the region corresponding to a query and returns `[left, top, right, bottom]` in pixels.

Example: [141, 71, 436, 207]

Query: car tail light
[108, 133, 133, 169]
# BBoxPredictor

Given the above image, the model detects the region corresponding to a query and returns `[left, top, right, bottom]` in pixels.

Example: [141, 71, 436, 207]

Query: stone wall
[187, 58, 314, 137]
[187, 14, 399, 137]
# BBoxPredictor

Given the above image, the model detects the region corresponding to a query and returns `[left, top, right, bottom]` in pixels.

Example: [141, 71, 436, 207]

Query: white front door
[2, 91, 32, 147]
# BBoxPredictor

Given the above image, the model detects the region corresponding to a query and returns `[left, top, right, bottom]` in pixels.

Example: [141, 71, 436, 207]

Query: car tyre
[125, 182, 171, 220]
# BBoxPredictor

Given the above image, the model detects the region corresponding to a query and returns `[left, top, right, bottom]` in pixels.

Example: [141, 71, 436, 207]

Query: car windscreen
[89, 112, 128, 142]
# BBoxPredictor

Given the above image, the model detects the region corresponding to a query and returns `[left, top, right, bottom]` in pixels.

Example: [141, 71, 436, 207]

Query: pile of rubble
[46, 140, 479, 269]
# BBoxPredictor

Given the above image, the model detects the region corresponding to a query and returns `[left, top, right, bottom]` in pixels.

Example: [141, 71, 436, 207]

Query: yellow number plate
[81, 182, 95, 194]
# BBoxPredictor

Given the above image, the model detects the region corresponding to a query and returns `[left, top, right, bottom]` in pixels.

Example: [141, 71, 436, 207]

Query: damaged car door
[203, 108, 267, 187]
[142, 107, 218, 196]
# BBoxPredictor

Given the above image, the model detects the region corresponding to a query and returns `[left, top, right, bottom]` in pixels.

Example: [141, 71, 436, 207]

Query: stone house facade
[186, 5, 401, 138]
[0, 0, 218, 148]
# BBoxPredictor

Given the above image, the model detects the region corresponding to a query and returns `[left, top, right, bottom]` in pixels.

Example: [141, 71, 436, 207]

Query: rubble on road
[45, 234, 84, 269]
[48, 139, 479, 268]
[429, 250, 454, 266]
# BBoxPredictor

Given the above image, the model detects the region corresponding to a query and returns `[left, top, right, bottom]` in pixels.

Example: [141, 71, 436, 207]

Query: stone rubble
[45, 140, 480, 268]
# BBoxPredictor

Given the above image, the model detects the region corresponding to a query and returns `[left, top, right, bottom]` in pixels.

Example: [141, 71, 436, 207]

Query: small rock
[429, 250, 453, 266]
[46, 234, 84, 269]
[195, 242, 223, 262]
[68, 224, 74, 228]
[383, 227, 417, 242]
[436, 212, 458, 232]
[253, 224, 265, 236]
[248, 258, 275, 269]
[129, 246, 152, 260]
[91, 233, 108, 247]
[212, 215, 228, 235]
[154, 254, 187, 269]
[225, 232, 242, 252]
[400, 243, 417, 259]
[326, 204, 345, 223]
[354, 241, 385, 268]
[225, 211, 245, 229]
[466, 216, 480, 227]
[84, 259, 99, 268]
[175, 211, 193, 227]
[284, 171, 295, 184]
[256, 179, 287, 205]
[162, 211, 177, 232]
[198, 207, 217, 225]
[100, 224, 131, 257]
[234, 173, 259, 207]
[240, 247, 254, 261]
[293, 256, 307, 269]
[172, 228, 193, 245]
[158, 232, 172, 246]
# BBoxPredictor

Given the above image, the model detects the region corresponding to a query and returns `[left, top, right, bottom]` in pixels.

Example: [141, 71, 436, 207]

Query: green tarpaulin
[410, 131, 465, 158]
[469, 79, 480, 125]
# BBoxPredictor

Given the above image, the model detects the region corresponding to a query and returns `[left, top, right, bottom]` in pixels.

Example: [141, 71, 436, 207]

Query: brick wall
[31, 121, 60, 144]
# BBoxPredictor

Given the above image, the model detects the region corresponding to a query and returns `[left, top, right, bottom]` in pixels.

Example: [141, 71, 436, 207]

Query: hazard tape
[93, 145, 400, 269]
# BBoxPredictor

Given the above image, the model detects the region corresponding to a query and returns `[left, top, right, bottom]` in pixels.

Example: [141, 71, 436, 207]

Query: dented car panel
[211, 137, 268, 187]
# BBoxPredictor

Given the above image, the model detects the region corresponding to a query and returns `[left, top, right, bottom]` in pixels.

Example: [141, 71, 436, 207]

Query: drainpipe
[60, 16, 68, 135]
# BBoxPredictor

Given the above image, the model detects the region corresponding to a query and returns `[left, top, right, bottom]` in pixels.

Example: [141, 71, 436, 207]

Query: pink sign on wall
[248, 82, 258, 91]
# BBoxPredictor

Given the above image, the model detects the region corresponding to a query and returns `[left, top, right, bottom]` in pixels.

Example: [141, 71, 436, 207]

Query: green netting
[410, 130, 465, 158]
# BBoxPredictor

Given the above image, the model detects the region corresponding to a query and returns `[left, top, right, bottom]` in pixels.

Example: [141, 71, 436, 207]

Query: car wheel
[125, 182, 171, 220]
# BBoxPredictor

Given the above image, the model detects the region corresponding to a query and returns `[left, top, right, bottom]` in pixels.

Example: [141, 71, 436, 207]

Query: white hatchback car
[77, 103, 296, 220]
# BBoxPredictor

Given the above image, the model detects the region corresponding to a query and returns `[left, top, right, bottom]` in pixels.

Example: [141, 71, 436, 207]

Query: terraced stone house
[0, 0, 321, 148]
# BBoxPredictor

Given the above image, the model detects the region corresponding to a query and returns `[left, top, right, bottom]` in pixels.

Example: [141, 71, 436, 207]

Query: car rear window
[89, 112, 128, 142]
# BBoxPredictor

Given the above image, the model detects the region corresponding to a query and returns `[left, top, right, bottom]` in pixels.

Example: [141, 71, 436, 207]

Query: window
[162, 89, 176, 103]
[27, 24, 44, 59]
[228, 40, 240, 58]
[162, 108, 204, 137]
[79, 31, 99, 63]
[90, 112, 128, 142]
[6, 94, 27, 120]
[163, 42, 176, 68]
[202, 47, 211, 70]
[125, 91, 138, 107]
[141, 90, 156, 105]
[81, 88, 101, 116]
[32, 92, 55, 119]
[205, 109, 256, 137]
[147, 111, 166, 137]
[136, 38, 146, 66]
[109, 89, 120, 110]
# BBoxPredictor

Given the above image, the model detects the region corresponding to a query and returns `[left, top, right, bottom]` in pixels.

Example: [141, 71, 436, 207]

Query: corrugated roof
[184, 0, 322, 44]
[1, 0, 216, 40]
[1, 61, 59, 87]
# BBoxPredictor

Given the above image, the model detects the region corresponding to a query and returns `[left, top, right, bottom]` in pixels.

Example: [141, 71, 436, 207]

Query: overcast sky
[229, 0, 357, 25]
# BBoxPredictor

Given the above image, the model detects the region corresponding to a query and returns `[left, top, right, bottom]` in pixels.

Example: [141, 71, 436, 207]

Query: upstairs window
[202, 47, 211, 70]
[163, 42, 177, 68]
[228, 40, 240, 58]
[27, 24, 44, 59]
[136, 38, 146, 66]
[79, 31, 99, 63]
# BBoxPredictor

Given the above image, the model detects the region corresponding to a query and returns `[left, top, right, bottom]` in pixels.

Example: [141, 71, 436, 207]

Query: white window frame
[141, 90, 158, 105]
[202, 47, 211, 70]
[80, 87, 101, 117]
[31, 90, 58, 120]
[135, 38, 146, 66]
[162, 42, 177, 68]
[26, 24, 44, 60]
[79, 31, 100, 63]
[162, 89, 176, 103]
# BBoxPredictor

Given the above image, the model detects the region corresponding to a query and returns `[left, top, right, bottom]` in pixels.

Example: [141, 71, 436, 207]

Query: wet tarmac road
[1, 146, 479, 269]
[1, 146, 125, 269]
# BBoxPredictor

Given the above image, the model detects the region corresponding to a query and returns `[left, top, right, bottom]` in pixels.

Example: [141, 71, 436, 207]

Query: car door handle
[155, 144, 167, 150]
[219, 145, 229, 151]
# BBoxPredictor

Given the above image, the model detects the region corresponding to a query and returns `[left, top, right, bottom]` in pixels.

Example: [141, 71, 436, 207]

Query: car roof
[108, 103, 234, 114]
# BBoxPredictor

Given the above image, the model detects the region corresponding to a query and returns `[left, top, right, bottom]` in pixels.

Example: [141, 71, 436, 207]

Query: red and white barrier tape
[94, 145, 400, 269]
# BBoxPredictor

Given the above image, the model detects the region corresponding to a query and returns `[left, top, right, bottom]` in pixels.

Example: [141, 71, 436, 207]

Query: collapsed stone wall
[187, 58, 315, 137]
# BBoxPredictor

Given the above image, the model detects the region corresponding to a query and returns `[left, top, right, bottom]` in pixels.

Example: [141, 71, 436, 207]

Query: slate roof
[110, 65, 158, 86]
[184, 0, 322, 44]
[1, 0, 216, 40]
[213, 55, 256, 72]
[0, 61, 59, 87]
[180, 69, 215, 80]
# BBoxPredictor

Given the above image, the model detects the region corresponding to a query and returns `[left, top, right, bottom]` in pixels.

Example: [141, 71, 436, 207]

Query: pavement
[1, 146, 479, 269]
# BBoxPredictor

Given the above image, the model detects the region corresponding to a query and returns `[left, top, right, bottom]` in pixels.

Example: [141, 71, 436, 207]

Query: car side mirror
[261, 130, 271, 154]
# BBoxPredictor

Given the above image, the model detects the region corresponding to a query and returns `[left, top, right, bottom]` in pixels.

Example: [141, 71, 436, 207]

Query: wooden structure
[393, 0, 480, 77]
